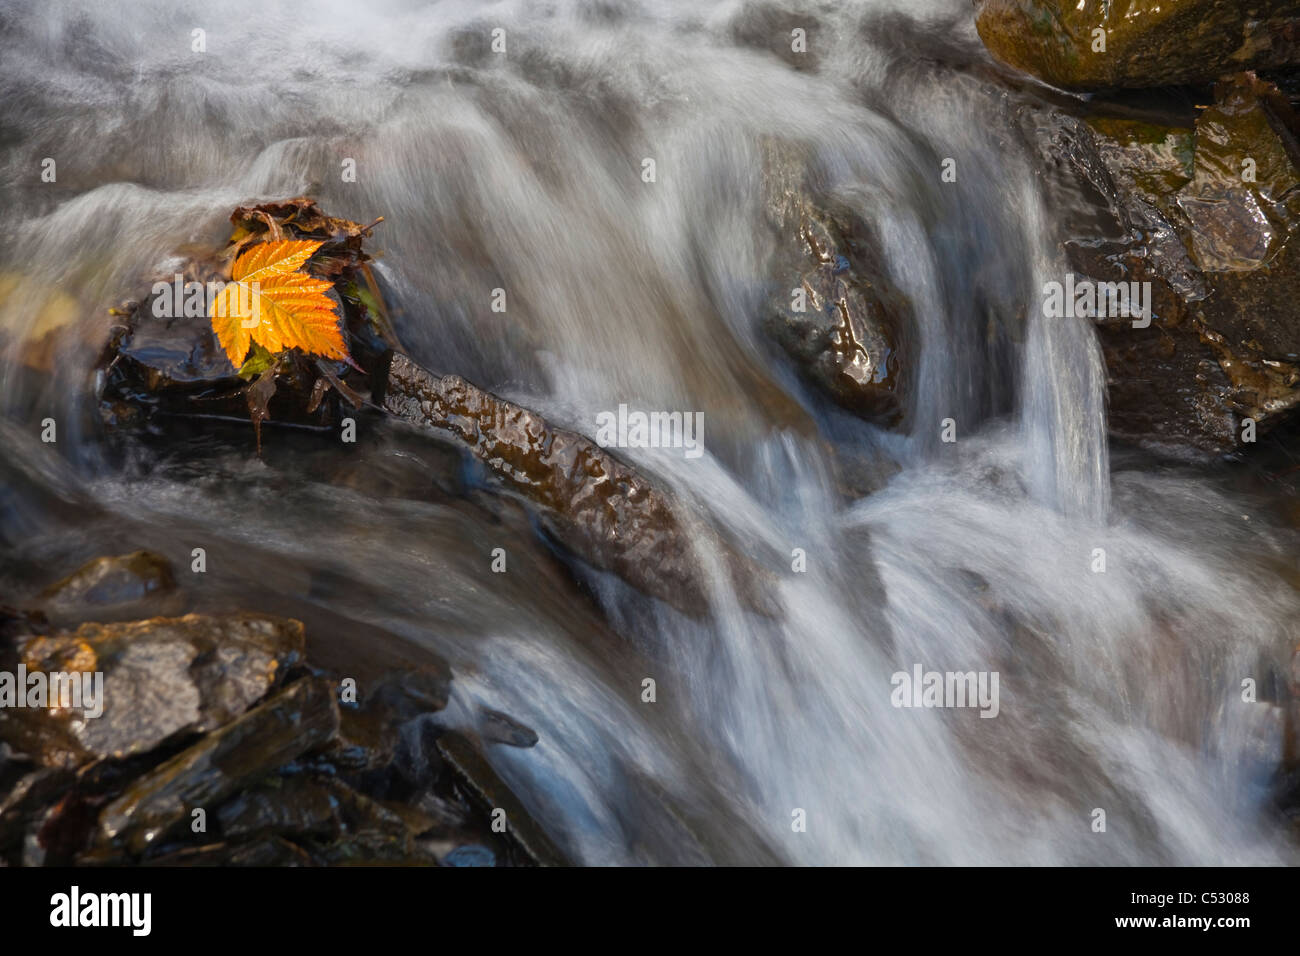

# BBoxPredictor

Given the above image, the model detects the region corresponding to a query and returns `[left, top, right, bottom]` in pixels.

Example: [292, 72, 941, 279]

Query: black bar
[0, 866, 1284, 942]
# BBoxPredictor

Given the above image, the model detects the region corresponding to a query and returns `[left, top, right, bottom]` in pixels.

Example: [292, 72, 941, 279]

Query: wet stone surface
[0, 562, 568, 867]
[1016, 73, 1300, 455]
[976, 0, 1300, 91]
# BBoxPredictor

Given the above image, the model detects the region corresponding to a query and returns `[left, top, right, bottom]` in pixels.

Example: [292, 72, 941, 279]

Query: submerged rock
[480, 708, 539, 749]
[976, 0, 1300, 91]
[0, 613, 305, 769]
[35, 550, 177, 625]
[380, 351, 773, 616]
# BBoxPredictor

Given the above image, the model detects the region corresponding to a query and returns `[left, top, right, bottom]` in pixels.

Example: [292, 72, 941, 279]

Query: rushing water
[1, 0, 1297, 864]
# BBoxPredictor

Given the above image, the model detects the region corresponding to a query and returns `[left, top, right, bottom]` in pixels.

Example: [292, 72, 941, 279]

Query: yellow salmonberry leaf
[209, 239, 349, 367]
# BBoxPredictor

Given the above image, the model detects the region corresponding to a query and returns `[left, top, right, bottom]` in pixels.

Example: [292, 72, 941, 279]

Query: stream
[1, 0, 1297, 865]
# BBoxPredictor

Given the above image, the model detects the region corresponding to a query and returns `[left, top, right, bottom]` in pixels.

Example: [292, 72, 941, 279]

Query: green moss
[237, 341, 276, 380]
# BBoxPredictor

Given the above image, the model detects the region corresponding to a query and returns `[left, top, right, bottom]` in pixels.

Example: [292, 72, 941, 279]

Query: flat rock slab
[94, 676, 339, 856]
[435, 730, 568, 867]
[0, 612, 306, 768]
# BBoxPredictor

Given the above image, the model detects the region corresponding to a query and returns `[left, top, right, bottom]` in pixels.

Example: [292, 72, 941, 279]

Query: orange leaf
[209, 239, 349, 367]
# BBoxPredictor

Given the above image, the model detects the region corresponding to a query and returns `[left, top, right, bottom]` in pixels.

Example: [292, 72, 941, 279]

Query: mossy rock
[976, 0, 1300, 91]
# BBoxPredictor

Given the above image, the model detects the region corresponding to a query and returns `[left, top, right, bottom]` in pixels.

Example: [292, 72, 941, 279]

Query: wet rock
[359, 713, 446, 799]
[325, 778, 423, 838]
[334, 667, 451, 771]
[480, 708, 539, 749]
[371, 796, 442, 840]
[302, 779, 441, 864]
[33, 788, 106, 865]
[975, 0, 1300, 91]
[0, 768, 73, 864]
[1027, 75, 1300, 454]
[36, 550, 177, 625]
[2, 587, 494, 867]
[95, 676, 339, 855]
[312, 831, 435, 865]
[0, 612, 306, 768]
[1056, 112, 1208, 307]
[761, 141, 908, 424]
[147, 836, 316, 867]
[100, 289, 353, 434]
[4, 745, 203, 865]
[380, 351, 773, 616]
[1034, 110, 1252, 453]
[1182, 75, 1300, 358]
[213, 837, 319, 866]
[366, 669, 451, 723]
[97, 197, 390, 439]
[215, 776, 342, 844]
[1095, 323, 1248, 455]
[435, 730, 568, 867]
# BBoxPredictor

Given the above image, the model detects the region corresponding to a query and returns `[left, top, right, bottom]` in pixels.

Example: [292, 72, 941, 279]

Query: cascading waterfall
[0, 0, 1296, 865]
